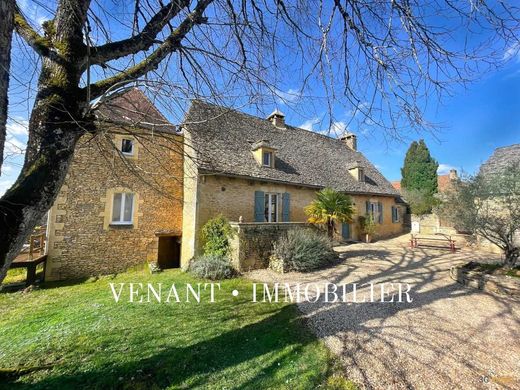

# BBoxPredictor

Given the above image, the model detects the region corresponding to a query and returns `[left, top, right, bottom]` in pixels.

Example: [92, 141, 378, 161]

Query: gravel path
[247, 236, 520, 389]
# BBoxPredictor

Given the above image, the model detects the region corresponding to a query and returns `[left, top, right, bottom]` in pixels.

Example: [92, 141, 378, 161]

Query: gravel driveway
[248, 236, 520, 389]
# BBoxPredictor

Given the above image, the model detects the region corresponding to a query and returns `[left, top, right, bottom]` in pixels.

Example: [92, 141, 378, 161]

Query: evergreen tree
[401, 140, 439, 195]
[400, 140, 439, 215]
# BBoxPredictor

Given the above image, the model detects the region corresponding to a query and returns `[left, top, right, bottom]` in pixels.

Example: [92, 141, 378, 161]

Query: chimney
[267, 109, 285, 128]
[449, 169, 458, 181]
[340, 132, 357, 151]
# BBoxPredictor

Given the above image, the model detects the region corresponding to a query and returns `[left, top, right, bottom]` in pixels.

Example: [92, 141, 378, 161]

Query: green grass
[0, 269, 340, 390]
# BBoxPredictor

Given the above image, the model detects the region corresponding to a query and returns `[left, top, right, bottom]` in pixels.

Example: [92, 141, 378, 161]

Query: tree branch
[88, 0, 190, 68]
[85, 0, 213, 100]
[13, 5, 54, 58]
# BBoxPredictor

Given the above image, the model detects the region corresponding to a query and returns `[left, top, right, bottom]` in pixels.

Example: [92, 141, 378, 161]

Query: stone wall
[46, 128, 184, 280]
[228, 222, 310, 271]
[181, 173, 406, 266]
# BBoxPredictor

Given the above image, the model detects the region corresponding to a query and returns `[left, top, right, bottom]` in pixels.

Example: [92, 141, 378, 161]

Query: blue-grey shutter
[342, 223, 350, 239]
[282, 192, 290, 222]
[378, 201, 383, 223]
[254, 191, 265, 222]
[365, 200, 370, 215]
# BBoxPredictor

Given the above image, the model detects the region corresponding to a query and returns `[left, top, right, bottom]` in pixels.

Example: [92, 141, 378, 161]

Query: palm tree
[305, 188, 355, 240]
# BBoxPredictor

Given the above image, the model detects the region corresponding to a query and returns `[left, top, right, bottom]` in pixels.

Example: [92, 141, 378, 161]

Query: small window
[121, 139, 134, 155]
[264, 193, 278, 222]
[392, 206, 400, 223]
[262, 151, 272, 167]
[111, 193, 134, 224]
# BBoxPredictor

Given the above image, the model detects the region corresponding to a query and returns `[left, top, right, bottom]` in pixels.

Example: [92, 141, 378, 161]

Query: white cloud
[330, 121, 348, 134]
[298, 117, 320, 131]
[7, 118, 29, 136]
[437, 163, 457, 175]
[503, 43, 520, 62]
[0, 179, 14, 196]
[4, 136, 26, 155]
[275, 88, 301, 104]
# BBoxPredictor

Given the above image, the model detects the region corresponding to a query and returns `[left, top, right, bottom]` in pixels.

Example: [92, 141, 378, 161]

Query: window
[121, 138, 134, 155]
[264, 193, 278, 222]
[111, 193, 134, 224]
[367, 201, 382, 224]
[262, 151, 272, 167]
[392, 206, 400, 223]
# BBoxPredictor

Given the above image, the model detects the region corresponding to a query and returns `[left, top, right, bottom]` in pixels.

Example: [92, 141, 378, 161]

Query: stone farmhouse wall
[46, 128, 184, 281]
[181, 173, 406, 266]
[228, 222, 310, 271]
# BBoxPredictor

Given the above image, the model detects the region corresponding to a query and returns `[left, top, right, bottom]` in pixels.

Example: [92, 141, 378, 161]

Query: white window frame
[121, 138, 134, 156]
[369, 202, 381, 224]
[262, 151, 272, 167]
[264, 193, 279, 222]
[111, 192, 134, 225]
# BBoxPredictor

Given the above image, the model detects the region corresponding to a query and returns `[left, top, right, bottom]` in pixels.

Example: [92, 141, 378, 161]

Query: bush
[201, 214, 235, 257]
[188, 254, 237, 280]
[271, 229, 336, 272]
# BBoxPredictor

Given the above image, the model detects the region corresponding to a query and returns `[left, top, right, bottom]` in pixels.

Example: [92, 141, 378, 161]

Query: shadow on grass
[4, 304, 326, 390]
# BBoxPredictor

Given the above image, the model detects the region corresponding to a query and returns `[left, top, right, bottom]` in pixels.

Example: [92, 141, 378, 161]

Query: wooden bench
[10, 255, 47, 286]
[9, 232, 47, 286]
[410, 234, 456, 252]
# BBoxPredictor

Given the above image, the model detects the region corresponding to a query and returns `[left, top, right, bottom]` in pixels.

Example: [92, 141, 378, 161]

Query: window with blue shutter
[282, 192, 290, 222]
[392, 206, 399, 223]
[378, 201, 383, 224]
[254, 191, 265, 222]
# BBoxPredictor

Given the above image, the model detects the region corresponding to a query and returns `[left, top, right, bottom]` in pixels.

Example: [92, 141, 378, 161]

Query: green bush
[271, 229, 336, 272]
[201, 214, 235, 256]
[188, 254, 237, 280]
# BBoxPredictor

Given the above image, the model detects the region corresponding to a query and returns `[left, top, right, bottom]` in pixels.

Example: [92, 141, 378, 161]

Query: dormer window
[251, 139, 277, 168]
[263, 151, 273, 167]
[348, 162, 364, 182]
[121, 138, 134, 155]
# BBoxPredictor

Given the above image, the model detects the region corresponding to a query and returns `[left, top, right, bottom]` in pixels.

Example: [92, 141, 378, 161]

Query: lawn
[0, 268, 337, 389]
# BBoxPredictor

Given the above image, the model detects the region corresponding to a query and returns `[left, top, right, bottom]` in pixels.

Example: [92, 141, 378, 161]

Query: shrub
[201, 214, 235, 257]
[271, 229, 336, 272]
[188, 254, 237, 280]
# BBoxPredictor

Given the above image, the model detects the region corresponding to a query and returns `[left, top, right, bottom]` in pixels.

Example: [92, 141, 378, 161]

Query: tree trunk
[0, 60, 88, 285]
[327, 219, 334, 240]
[504, 247, 519, 270]
[0, 0, 15, 175]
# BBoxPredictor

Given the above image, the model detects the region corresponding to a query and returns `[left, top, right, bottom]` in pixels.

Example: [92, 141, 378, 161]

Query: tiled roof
[391, 175, 454, 193]
[184, 100, 400, 196]
[480, 144, 520, 176]
[94, 88, 176, 133]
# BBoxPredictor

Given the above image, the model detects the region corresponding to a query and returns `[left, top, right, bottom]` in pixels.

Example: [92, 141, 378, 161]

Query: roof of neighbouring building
[184, 100, 400, 196]
[94, 87, 176, 133]
[391, 174, 455, 193]
[480, 144, 520, 176]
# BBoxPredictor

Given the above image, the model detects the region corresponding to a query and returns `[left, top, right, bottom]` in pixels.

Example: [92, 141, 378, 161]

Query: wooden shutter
[282, 192, 290, 222]
[365, 200, 370, 215]
[254, 191, 265, 222]
[378, 201, 383, 223]
[342, 223, 350, 239]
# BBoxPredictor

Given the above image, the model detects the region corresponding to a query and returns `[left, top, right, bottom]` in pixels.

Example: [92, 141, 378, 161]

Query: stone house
[46, 89, 406, 280]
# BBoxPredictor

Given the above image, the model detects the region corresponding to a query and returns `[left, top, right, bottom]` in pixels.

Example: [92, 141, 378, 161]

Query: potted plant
[359, 214, 377, 243]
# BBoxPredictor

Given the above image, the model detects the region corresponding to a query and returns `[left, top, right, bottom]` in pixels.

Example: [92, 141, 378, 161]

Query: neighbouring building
[46, 89, 406, 280]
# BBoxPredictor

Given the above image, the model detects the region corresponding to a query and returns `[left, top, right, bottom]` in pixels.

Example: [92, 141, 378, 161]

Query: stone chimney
[340, 132, 357, 151]
[267, 109, 285, 128]
[449, 169, 458, 181]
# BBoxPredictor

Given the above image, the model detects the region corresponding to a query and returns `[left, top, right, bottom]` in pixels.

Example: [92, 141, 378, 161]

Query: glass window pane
[112, 193, 122, 222]
[121, 139, 133, 154]
[263, 152, 271, 166]
[123, 193, 134, 222]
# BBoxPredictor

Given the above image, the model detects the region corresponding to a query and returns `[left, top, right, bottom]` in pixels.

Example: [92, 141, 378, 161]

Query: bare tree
[440, 165, 520, 269]
[0, 0, 519, 284]
[0, 0, 15, 176]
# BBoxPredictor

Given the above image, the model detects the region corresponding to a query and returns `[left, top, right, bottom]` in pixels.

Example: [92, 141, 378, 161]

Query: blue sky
[1, 1, 520, 195]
